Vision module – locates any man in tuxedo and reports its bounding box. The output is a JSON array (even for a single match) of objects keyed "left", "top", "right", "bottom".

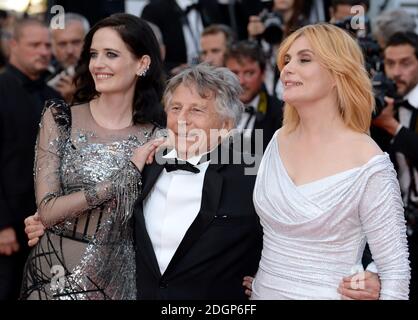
[
  {"left": 133, "top": 64, "right": 263, "bottom": 299},
  {"left": 141, "top": 0, "right": 223, "bottom": 75},
  {"left": 0, "top": 18, "right": 60, "bottom": 300},
  {"left": 225, "top": 40, "right": 283, "bottom": 154},
  {"left": 372, "top": 31, "right": 418, "bottom": 300}
]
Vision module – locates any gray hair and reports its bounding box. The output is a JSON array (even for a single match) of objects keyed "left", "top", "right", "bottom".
[
  {"left": 373, "top": 9, "right": 416, "bottom": 46},
  {"left": 163, "top": 63, "right": 243, "bottom": 127},
  {"left": 53, "top": 12, "right": 90, "bottom": 34}
]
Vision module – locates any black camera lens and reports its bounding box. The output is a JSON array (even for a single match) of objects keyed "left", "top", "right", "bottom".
[
  {"left": 260, "top": 11, "right": 284, "bottom": 45},
  {"left": 372, "top": 71, "right": 398, "bottom": 118}
]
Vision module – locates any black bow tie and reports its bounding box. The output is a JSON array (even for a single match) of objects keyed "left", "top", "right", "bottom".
[
  {"left": 164, "top": 158, "right": 200, "bottom": 174},
  {"left": 184, "top": 2, "right": 199, "bottom": 14},
  {"left": 244, "top": 106, "right": 255, "bottom": 115},
  {"left": 397, "top": 99, "right": 416, "bottom": 111}
]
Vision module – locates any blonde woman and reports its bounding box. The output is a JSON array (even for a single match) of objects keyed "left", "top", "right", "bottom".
[{"left": 250, "top": 23, "right": 410, "bottom": 300}]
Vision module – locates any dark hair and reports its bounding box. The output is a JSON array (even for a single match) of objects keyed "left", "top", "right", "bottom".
[
  {"left": 277, "top": 0, "right": 306, "bottom": 36},
  {"left": 73, "top": 13, "right": 166, "bottom": 126},
  {"left": 224, "top": 40, "right": 266, "bottom": 72},
  {"left": 331, "top": 0, "right": 368, "bottom": 10},
  {"left": 386, "top": 31, "right": 418, "bottom": 60},
  {"left": 0, "top": 9, "right": 8, "bottom": 20}
]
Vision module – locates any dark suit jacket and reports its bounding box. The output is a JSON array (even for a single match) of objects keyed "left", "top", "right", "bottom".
[
  {"left": 134, "top": 143, "right": 263, "bottom": 299},
  {"left": 371, "top": 106, "right": 418, "bottom": 171},
  {"left": 253, "top": 92, "right": 283, "bottom": 152},
  {"left": 141, "top": 0, "right": 222, "bottom": 72},
  {"left": 0, "top": 65, "right": 61, "bottom": 241}
]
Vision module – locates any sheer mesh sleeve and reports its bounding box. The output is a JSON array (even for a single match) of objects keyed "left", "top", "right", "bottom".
[
  {"left": 35, "top": 102, "right": 141, "bottom": 228},
  {"left": 359, "top": 164, "right": 411, "bottom": 300}
]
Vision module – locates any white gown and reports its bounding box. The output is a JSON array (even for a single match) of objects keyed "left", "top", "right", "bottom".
[{"left": 251, "top": 131, "right": 410, "bottom": 300}]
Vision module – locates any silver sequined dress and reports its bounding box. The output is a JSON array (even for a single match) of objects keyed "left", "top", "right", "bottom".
[
  {"left": 251, "top": 131, "right": 411, "bottom": 300},
  {"left": 21, "top": 100, "right": 155, "bottom": 300}
]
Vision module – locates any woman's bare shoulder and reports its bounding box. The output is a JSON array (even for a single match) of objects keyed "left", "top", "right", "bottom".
[{"left": 345, "top": 132, "right": 384, "bottom": 164}]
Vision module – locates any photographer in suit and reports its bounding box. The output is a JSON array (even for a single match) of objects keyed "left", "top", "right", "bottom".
[{"left": 372, "top": 31, "right": 418, "bottom": 299}]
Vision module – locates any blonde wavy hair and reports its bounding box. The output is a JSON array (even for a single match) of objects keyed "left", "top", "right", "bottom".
[{"left": 277, "top": 23, "right": 374, "bottom": 133}]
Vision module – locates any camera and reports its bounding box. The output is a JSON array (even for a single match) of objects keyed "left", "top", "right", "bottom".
[
  {"left": 358, "top": 36, "right": 381, "bottom": 73},
  {"left": 259, "top": 9, "right": 284, "bottom": 45},
  {"left": 333, "top": 15, "right": 371, "bottom": 38},
  {"left": 332, "top": 16, "right": 401, "bottom": 118},
  {"left": 47, "top": 65, "right": 76, "bottom": 90},
  {"left": 371, "top": 70, "right": 399, "bottom": 118}
]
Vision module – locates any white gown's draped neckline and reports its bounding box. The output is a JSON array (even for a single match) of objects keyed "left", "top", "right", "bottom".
[
  {"left": 276, "top": 139, "right": 385, "bottom": 188},
  {"left": 260, "top": 130, "right": 389, "bottom": 224}
]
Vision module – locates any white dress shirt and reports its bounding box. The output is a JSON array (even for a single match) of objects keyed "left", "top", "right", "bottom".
[
  {"left": 143, "top": 149, "right": 210, "bottom": 274},
  {"left": 237, "top": 94, "right": 259, "bottom": 136}
]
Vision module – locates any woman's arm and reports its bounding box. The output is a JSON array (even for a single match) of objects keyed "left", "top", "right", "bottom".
[
  {"left": 35, "top": 106, "right": 162, "bottom": 228},
  {"left": 359, "top": 164, "right": 411, "bottom": 299}
]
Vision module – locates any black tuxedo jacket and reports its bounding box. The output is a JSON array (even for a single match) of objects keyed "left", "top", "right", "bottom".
[
  {"left": 141, "top": 0, "right": 222, "bottom": 72},
  {"left": 133, "top": 144, "right": 263, "bottom": 299},
  {"left": 371, "top": 106, "right": 418, "bottom": 170},
  {"left": 253, "top": 92, "right": 283, "bottom": 152}
]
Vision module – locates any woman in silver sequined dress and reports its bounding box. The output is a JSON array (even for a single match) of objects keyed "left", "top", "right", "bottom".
[
  {"left": 250, "top": 24, "right": 411, "bottom": 300},
  {"left": 20, "top": 14, "right": 166, "bottom": 300}
]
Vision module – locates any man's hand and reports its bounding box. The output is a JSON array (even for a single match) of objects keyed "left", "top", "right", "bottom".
[
  {"left": 242, "top": 276, "right": 254, "bottom": 298},
  {"left": 0, "top": 227, "right": 20, "bottom": 256},
  {"left": 372, "top": 97, "right": 400, "bottom": 136},
  {"left": 24, "top": 212, "right": 45, "bottom": 247},
  {"left": 55, "top": 75, "right": 76, "bottom": 103},
  {"left": 338, "top": 271, "right": 381, "bottom": 300}
]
